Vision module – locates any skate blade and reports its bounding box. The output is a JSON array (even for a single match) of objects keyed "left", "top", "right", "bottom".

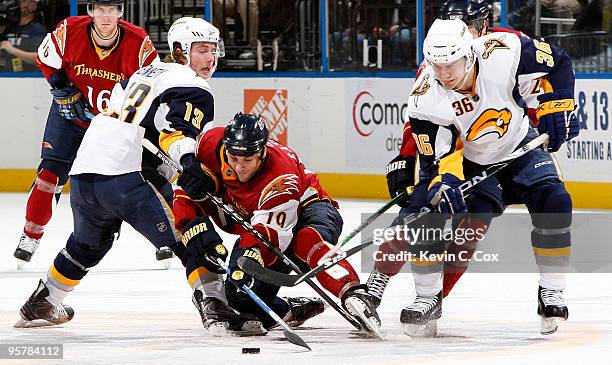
[
  {"left": 14, "top": 318, "right": 60, "bottom": 328},
  {"left": 345, "top": 297, "right": 384, "bottom": 340},
  {"left": 404, "top": 320, "right": 438, "bottom": 338},
  {"left": 540, "top": 316, "right": 566, "bottom": 335},
  {"left": 16, "top": 259, "right": 26, "bottom": 270}
]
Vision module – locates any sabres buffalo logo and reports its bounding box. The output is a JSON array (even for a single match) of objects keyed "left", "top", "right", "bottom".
[{"left": 466, "top": 108, "right": 512, "bottom": 142}]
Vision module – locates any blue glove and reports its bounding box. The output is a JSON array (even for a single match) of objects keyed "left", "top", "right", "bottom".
[
  {"left": 229, "top": 247, "right": 264, "bottom": 289},
  {"left": 50, "top": 85, "right": 94, "bottom": 122},
  {"left": 182, "top": 216, "right": 228, "bottom": 274},
  {"left": 536, "top": 89, "right": 579, "bottom": 152},
  {"left": 177, "top": 153, "right": 218, "bottom": 200},
  {"left": 427, "top": 173, "right": 467, "bottom": 215}
]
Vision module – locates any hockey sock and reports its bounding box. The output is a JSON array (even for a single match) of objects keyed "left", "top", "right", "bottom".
[
  {"left": 442, "top": 216, "right": 486, "bottom": 297},
  {"left": 23, "top": 169, "right": 60, "bottom": 239},
  {"left": 188, "top": 267, "right": 226, "bottom": 302},
  {"left": 293, "top": 227, "right": 360, "bottom": 298},
  {"left": 374, "top": 238, "right": 411, "bottom": 276},
  {"left": 44, "top": 279, "right": 72, "bottom": 306}
]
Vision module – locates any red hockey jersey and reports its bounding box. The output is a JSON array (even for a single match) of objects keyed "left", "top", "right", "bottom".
[
  {"left": 185, "top": 127, "right": 337, "bottom": 265},
  {"left": 36, "top": 16, "right": 158, "bottom": 115}
]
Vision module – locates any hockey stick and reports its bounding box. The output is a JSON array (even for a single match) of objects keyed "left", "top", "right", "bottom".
[
  {"left": 216, "top": 259, "right": 311, "bottom": 350},
  {"left": 318, "top": 188, "right": 411, "bottom": 263},
  {"left": 141, "top": 139, "right": 364, "bottom": 331},
  {"left": 241, "top": 133, "right": 550, "bottom": 287}
]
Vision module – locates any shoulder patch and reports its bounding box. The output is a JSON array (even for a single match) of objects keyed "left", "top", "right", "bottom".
[
  {"left": 259, "top": 174, "right": 299, "bottom": 209},
  {"left": 411, "top": 74, "right": 431, "bottom": 96},
  {"left": 52, "top": 19, "right": 68, "bottom": 56},
  {"left": 138, "top": 36, "right": 156, "bottom": 68},
  {"left": 482, "top": 37, "right": 509, "bottom": 60}
]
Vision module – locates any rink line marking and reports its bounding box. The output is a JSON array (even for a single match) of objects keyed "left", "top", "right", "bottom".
[{"left": 365, "top": 323, "right": 603, "bottom": 365}]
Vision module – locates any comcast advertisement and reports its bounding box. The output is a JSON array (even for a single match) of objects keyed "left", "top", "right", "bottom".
[{"left": 346, "top": 79, "right": 414, "bottom": 169}]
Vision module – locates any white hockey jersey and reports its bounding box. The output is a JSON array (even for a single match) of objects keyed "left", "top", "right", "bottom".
[
  {"left": 70, "top": 62, "right": 215, "bottom": 176},
  {"left": 407, "top": 31, "right": 574, "bottom": 173}
]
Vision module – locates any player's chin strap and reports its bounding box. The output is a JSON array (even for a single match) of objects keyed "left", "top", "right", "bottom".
[
  {"left": 240, "top": 133, "right": 551, "bottom": 288},
  {"left": 141, "top": 139, "right": 365, "bottom": 332}
]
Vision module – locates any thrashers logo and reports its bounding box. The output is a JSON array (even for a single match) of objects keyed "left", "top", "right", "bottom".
[
  {"left": 466, "top": 108, "right": 512, "bottom": 141},
  {"left": 258, "top": 174, "right": 299, "bottom": 209}
]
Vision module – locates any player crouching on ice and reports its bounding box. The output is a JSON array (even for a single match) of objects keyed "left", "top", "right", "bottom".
[
  {"left": 14, "top": 17, "right": 263, "bottom": 336},
  {"left": 173, "top": 112, "right": 382, "bottom": 334},
  {"left": 399, "top": 19, "right": 579, "bottom": 337}
]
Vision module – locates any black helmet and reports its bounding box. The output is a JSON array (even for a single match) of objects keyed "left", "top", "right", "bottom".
[
  {"left": 439, "top": 0, "right": 491, "bottom": 25},
  {"left": 223, "top": 113, "right": 269, "bottom": 157}
]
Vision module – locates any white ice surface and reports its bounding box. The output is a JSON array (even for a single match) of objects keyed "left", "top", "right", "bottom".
[{"left": 1, "top": 193, "right": 610, "bottom": 364}]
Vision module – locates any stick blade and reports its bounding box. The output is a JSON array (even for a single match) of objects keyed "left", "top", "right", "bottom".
[
  {"left": 283, "top": 329, "right": 311, "bottom": 351},
  {"left": 238, "top": 257, "right": 301, "bottom": 287}
]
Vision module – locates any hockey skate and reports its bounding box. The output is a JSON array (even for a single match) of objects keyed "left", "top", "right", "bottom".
[
  {"left": 400, "top": 291, "right": 442, "bottom": 337},
  {"left": 366, "top": 270, "right": 391, "bottom": 309},
  {"left": 538, "top": 286, "right": 568, "bottom": 335},
  {"left": 285, "top": 297, "right": 326, "bottom": 327},
  {"left": 14, "top": 233, "right": 41, "bottom": 269},
  {"left": 192, "top": 289, "right": 266, "bottom": 337},
  {"left": 342, "top": 285, "right": 383, "bottom": 339},
  {"left": 155, "top": 247, "right": 174, "bottom": 269},
  {"left": 14, "top": 280, "right": 74, "bottom": 328}
]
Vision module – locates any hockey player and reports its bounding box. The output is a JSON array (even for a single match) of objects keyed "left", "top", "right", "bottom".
[
  {"left": 14, "top": 0, "right": 164, "bottom": 268},
  {"left": 173, "top": 113, "right": 382, "bottom": 334},
  {"left": 14, "top": 17, "right": 261, "bottom": 336},
  {"left": 367, "top": 0, "right": 546, "bottom": 305},
  {"left": 397, "top": 19, "right": 578, "bottom": 337}
]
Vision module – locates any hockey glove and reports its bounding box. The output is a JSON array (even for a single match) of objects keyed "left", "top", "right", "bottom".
[
  {"left": 177, "top": 153, "right": 218, "bottom": 200},
  {"left": 427, "top": 173, "right": 467, "bottom": 215},
  {"left": 536, "top": 89, "right": 579, "bottom": 152},
  {"left": 229, "top": 247, "right": 264, "bottom": 289},
  {"left": 50, "top": 85, "right": 94, "bottom": 122},
  {"left": 386, "top": 154, "right": 416, "bottom": 208},
  {"left": 182, "top": 216, "right": 228, "bottom": 274}
]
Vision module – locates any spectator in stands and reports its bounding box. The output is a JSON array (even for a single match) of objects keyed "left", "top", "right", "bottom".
[
  {"left": 509, "top": 0, "right": 582, "bottom": 37},
  {"left": 573, "top": 0, "right": 604, "bottom": 31},
  {"left": 0, "top": 0, "right": 46, "bottom": 72},
  {"left": 213, "top": 0, "right": 272, "bottom": 59}
]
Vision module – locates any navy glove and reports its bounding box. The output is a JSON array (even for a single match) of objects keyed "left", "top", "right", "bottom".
[
  {"left": 536, "top": 89, "right": 579, "bottom": 152},
  {"left": 386, "top": 155, "right": 416, "bottom": 208},
  {"left": 229, "top": 247, "right": 264, "bottom": 289},
  {"left": 427, "top": 173, "right": 467, "bottom": 215},
  {"left": 177, "top": 153, "right": 218, "bottom": 200},
  {"left": 50, "top": 85, "right": 94, "bottom": 122},
  {"left": 182, "top": 216, "right": 228, "bottom": 274}
]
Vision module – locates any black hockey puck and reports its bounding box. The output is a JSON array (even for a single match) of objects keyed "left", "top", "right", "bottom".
[{"left": 242, "top": 347, "right": 260, "bottom": 354}]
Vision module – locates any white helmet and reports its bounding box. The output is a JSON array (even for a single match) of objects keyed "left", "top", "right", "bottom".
[
  {"left": 423, "top": 19, "right": 474, "bottom": 65},
  {"left": 167, "top": 17, "right": 225, "bottom": 72}
]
